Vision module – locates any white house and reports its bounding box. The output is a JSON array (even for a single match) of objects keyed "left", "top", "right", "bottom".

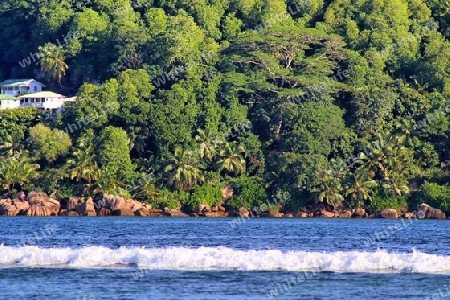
[
  {"left": 0, "top": 94, "right": 20, "bottom": 110},
  {"left": 0, "top": 79, "right": 45, "bottom": 96},
  {"left": 19, "top": 91, "right": 69, "bottom": 114}
]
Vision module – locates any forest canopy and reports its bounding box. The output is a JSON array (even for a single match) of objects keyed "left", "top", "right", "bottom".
[{"left": 2, "top": 0, "right": 450, "bottom": 214}]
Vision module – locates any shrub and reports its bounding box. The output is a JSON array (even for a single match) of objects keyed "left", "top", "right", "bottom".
[
  {"left": 152, "top": 189, "right": 189, "bottom": 209},
  {"left": 367, "top": 193, "right": 408, "bottom": 213},
  {"left": 415, "top": 182, "right": 450, "bottom": 214},
  {"left": 186, "top": 183, "right": 223, "bottom": 211},
  {"left": 226, "top": 176, "right": 267, "bottom": 211}
]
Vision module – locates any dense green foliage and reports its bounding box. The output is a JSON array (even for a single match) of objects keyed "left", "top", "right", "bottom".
[{"left": 2, "top": 0, "right": 450, "bottom": 212}]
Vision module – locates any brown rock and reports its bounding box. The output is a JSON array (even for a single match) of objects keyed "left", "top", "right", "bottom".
[
  {"left": 86, "top": 211, "right": 97, "bottom": 217},
  {"left": 204, "top": 211, "right": 229, "bottom": 217},
  {"left": 352, "top": 208, "right": 366, "bottom": 218},
  {"left": 134, "top": 208, "right": 150, "bottom": 217},
  {"left": 13, "top": 199, "right": 29, "bottom": 215},
  {"left": 380, "top": 209, "right": 399, "bottom": 219},
  {"left": 402, "top": 212, "right": 414, "bottom": 219},
  {"left": 27, "top": 192, "right": 50, "bottom": 205},
  {"left": 148, "top": 212, "right": 165, "bottom": 217},
  {"left": 190, "top": 213, "right": 200, "bottom": 217},
  {"left": 96, "top": 207, "right": 112, "bottom": 216},
  {"left": 221, "top": 185, "right": 234, "bottom": 201},
  {"left": 107, "top": 195, "right": 127, "bottom": 211},
  {"left": 216, "top": 211, "right": 229, "bottom": 217},
  {"left": 418, "top": 203, "right": 446, "bottom": 220},
  {"left": 113, "top": 208, "right": 135, "bottom": 216},
  {"left": 12, "top": 191, "right": 26, "bottom": 201},
  {"left": 67, "top": 196, "right": 80, "bottom": 210},
  {"left": 319, "top": 210, "right": 335, "bottom": 218},
  {"left": 75, "top": 198, "right": 95, "bottom": 216},
  {"left": 218, "top": 206, "right": 226, "bottom": 212},
  {"left": 338, "top": 210, "right": 352, "bottom": 218},
  {"left": 126, "top": 199, "right": 144, "bottom": 212},
  {"left": 0, "top": 199, "right": 16, "bottom": 216},
  {"left": 293, "top": 212, "right": 308, "bottom": 218},
  {"left": 269, "top": 210, "right": 284, "bottom": 218},
  {"left": 203, "top": 205, "right": 212, "bottom": 213},
  {"left": 238, "top": 207, "right": 250, "bottom": 218},
  {"left": 283, "top": 213, "right": 294, "bottom": 218},
  {"left": 45, "top": 198, "right": 61, "bottom": 216},
  {"left": 149, "top": 209, "right": 163, "bottom": 214},
  {"left": 170, "top": 212, "right": 190, "bottom": 217},
  {"left": 60, "top": 210, "right": 79, "bottom": 216},
  {"left": 27, "top": 205, "right": 50, "bottom": 216}
]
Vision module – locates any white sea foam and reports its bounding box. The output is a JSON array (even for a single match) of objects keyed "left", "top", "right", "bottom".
[{"left": 0, "top": 245, "right": 449, "bottom": 274}]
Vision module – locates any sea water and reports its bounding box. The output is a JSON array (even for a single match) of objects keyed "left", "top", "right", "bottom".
[{"left": 0, "top": 217, "right": 448, "bottom": 299}]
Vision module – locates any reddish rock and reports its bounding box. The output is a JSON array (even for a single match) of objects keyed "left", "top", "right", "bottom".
[
  {"left": 45, "top": 198, "right": 61, "bottom": 216},
  {"left": 60, "top": 210, "right": 79, "bottom": 216},
  {"left": 134, "top": 208, "right": 149, "bottom": 217},
  {"left": 221, "top": 185, "right": 234, "bottom": 201},
  {"left": 319, "top": 210, "right": 335, "bottom": 218},
  {"left": 27, "top": 205, "right": 50, "bottom": 216},
  {"left": 126, "top": 199, "right": 144, "bottom": 212},
  {"left": 283, "top": 213, "right": 294, "bottom": 218},
  {"left": 338, "top": 210, "right": 352, "bottom": 218},
  {"left": 380, "top": 209, "right": 399, "bottom": 219},
  {"left": 218, "top": 206, "right": 226, "bottom": 212},
  {"left": 352, "top": 208, "right": 366, "bottom": 218},
  {"left": 96, "top": 207, "right": 112, "bottom": 216},
  {"left": 27, "top": 192, "right": 50, "bottom": 205},
  {"left": 269, "top": 210, "right": 284, "bottom": 218},
  {"left": 13, "top": 199, "right": 29, "bottom": 215},
  {"left": 402, "top": 212, "right": 414, "bottom": 218},
  {"left": 293, "top": 212, "right": 308, "bottom": 218},
  {"left": 76, "top": 198, "right": 95, "bottom": 216},
  {"left": 170, "top": 212, "right": 190, "bottom": 217},
  {"left": 67, "top": 196, "right": 80, "bottom": 210},
  {"left": 113, "top": 208, "right": 135, "bottom": 216},
  {"left": 204, "top": 211, "right": 229, "bottom": 217},
  {"left": 0, "top": 199, "right": 16, "bottom": 216},
  {"left": 238, "top": 207, "right": 250, "bottom": 218}
]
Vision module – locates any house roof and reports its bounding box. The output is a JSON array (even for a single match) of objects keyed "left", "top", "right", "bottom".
[
  {"left": 0, "top": 79, "right": 45, "bottom": 87},
  {"left": 0, "top": 94, "right": 17, "bottom": 100},
  {"left": 19, "top": 91, "right": 65, "bottom": 99}
]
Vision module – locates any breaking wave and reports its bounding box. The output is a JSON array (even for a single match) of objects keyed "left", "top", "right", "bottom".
[{"left": 0, "top": 245, "right": 449, "bottom": 274}]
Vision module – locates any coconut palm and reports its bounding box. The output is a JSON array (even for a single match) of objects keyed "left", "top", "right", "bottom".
[
  {"left": 38, "top": 43, "right": 68, "bottom": 87},
  {"left": 0, "top": 152, "right": 40, "bottom": 193},
  {"left": 164, "top": 146, "right": 204, "bottom": 191},
  {"left": 66, "top": 134, "right": 100, "bottom": 184},
  {"left": 344, "top": 168, "right": 378, "bottom": 208},
  {"left": 195, "top": 128, "right": 219, "bottom": 162},
  {"left": 317, "top": 170, "right": 344, "bottom": 208},
  {"left": 382, "top": 174, "right": 410, "bottom": 197},
  {"left": 216, "top": 142, "right": 246, "bottom": 176},
  {"left": 0, "top": 133, "right": 25, "bottom": 157}
]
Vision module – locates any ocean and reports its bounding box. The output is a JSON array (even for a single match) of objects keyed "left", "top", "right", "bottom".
[{"left": 0, "top": 217, "right": 449, "bottom": 299}]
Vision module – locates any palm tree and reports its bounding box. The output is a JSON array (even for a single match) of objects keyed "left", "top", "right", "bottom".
[
  {"left": 0, "top": 153, "right": 40, "bottom": 193},
  {"left": 382, "top": 174, "right": 410, "bottom": 197},
  {"left": 127, "top": 172, "right": 160, "bottom": 201},
  {"left": 195, "top": 129, "right": 219, "bottom": 162},
  {"left": 0, "top": 133, "right": 24, "bottom": 157},
  {"left": 344, "top": 168, "right": 378, "bottom": 208},
  {"left": 164, "top": 146, "right": 204, "bottom": 191},
  {"left": 216, "top": 142, "right": 246, "bottom": 176},
  {"left": 317, "top": 170, "right": 344, "bottom": 208},
  {"left": 66, "top": 135, "right": 100, "bottom": 184},
  {"left": 38, "top": 43, "right": 68, "bottom": 87}
]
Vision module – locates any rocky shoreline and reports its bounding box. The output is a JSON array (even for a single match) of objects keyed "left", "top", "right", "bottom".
[{"left": 0, "top": 191, "right": 447, "bottom": 220}]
